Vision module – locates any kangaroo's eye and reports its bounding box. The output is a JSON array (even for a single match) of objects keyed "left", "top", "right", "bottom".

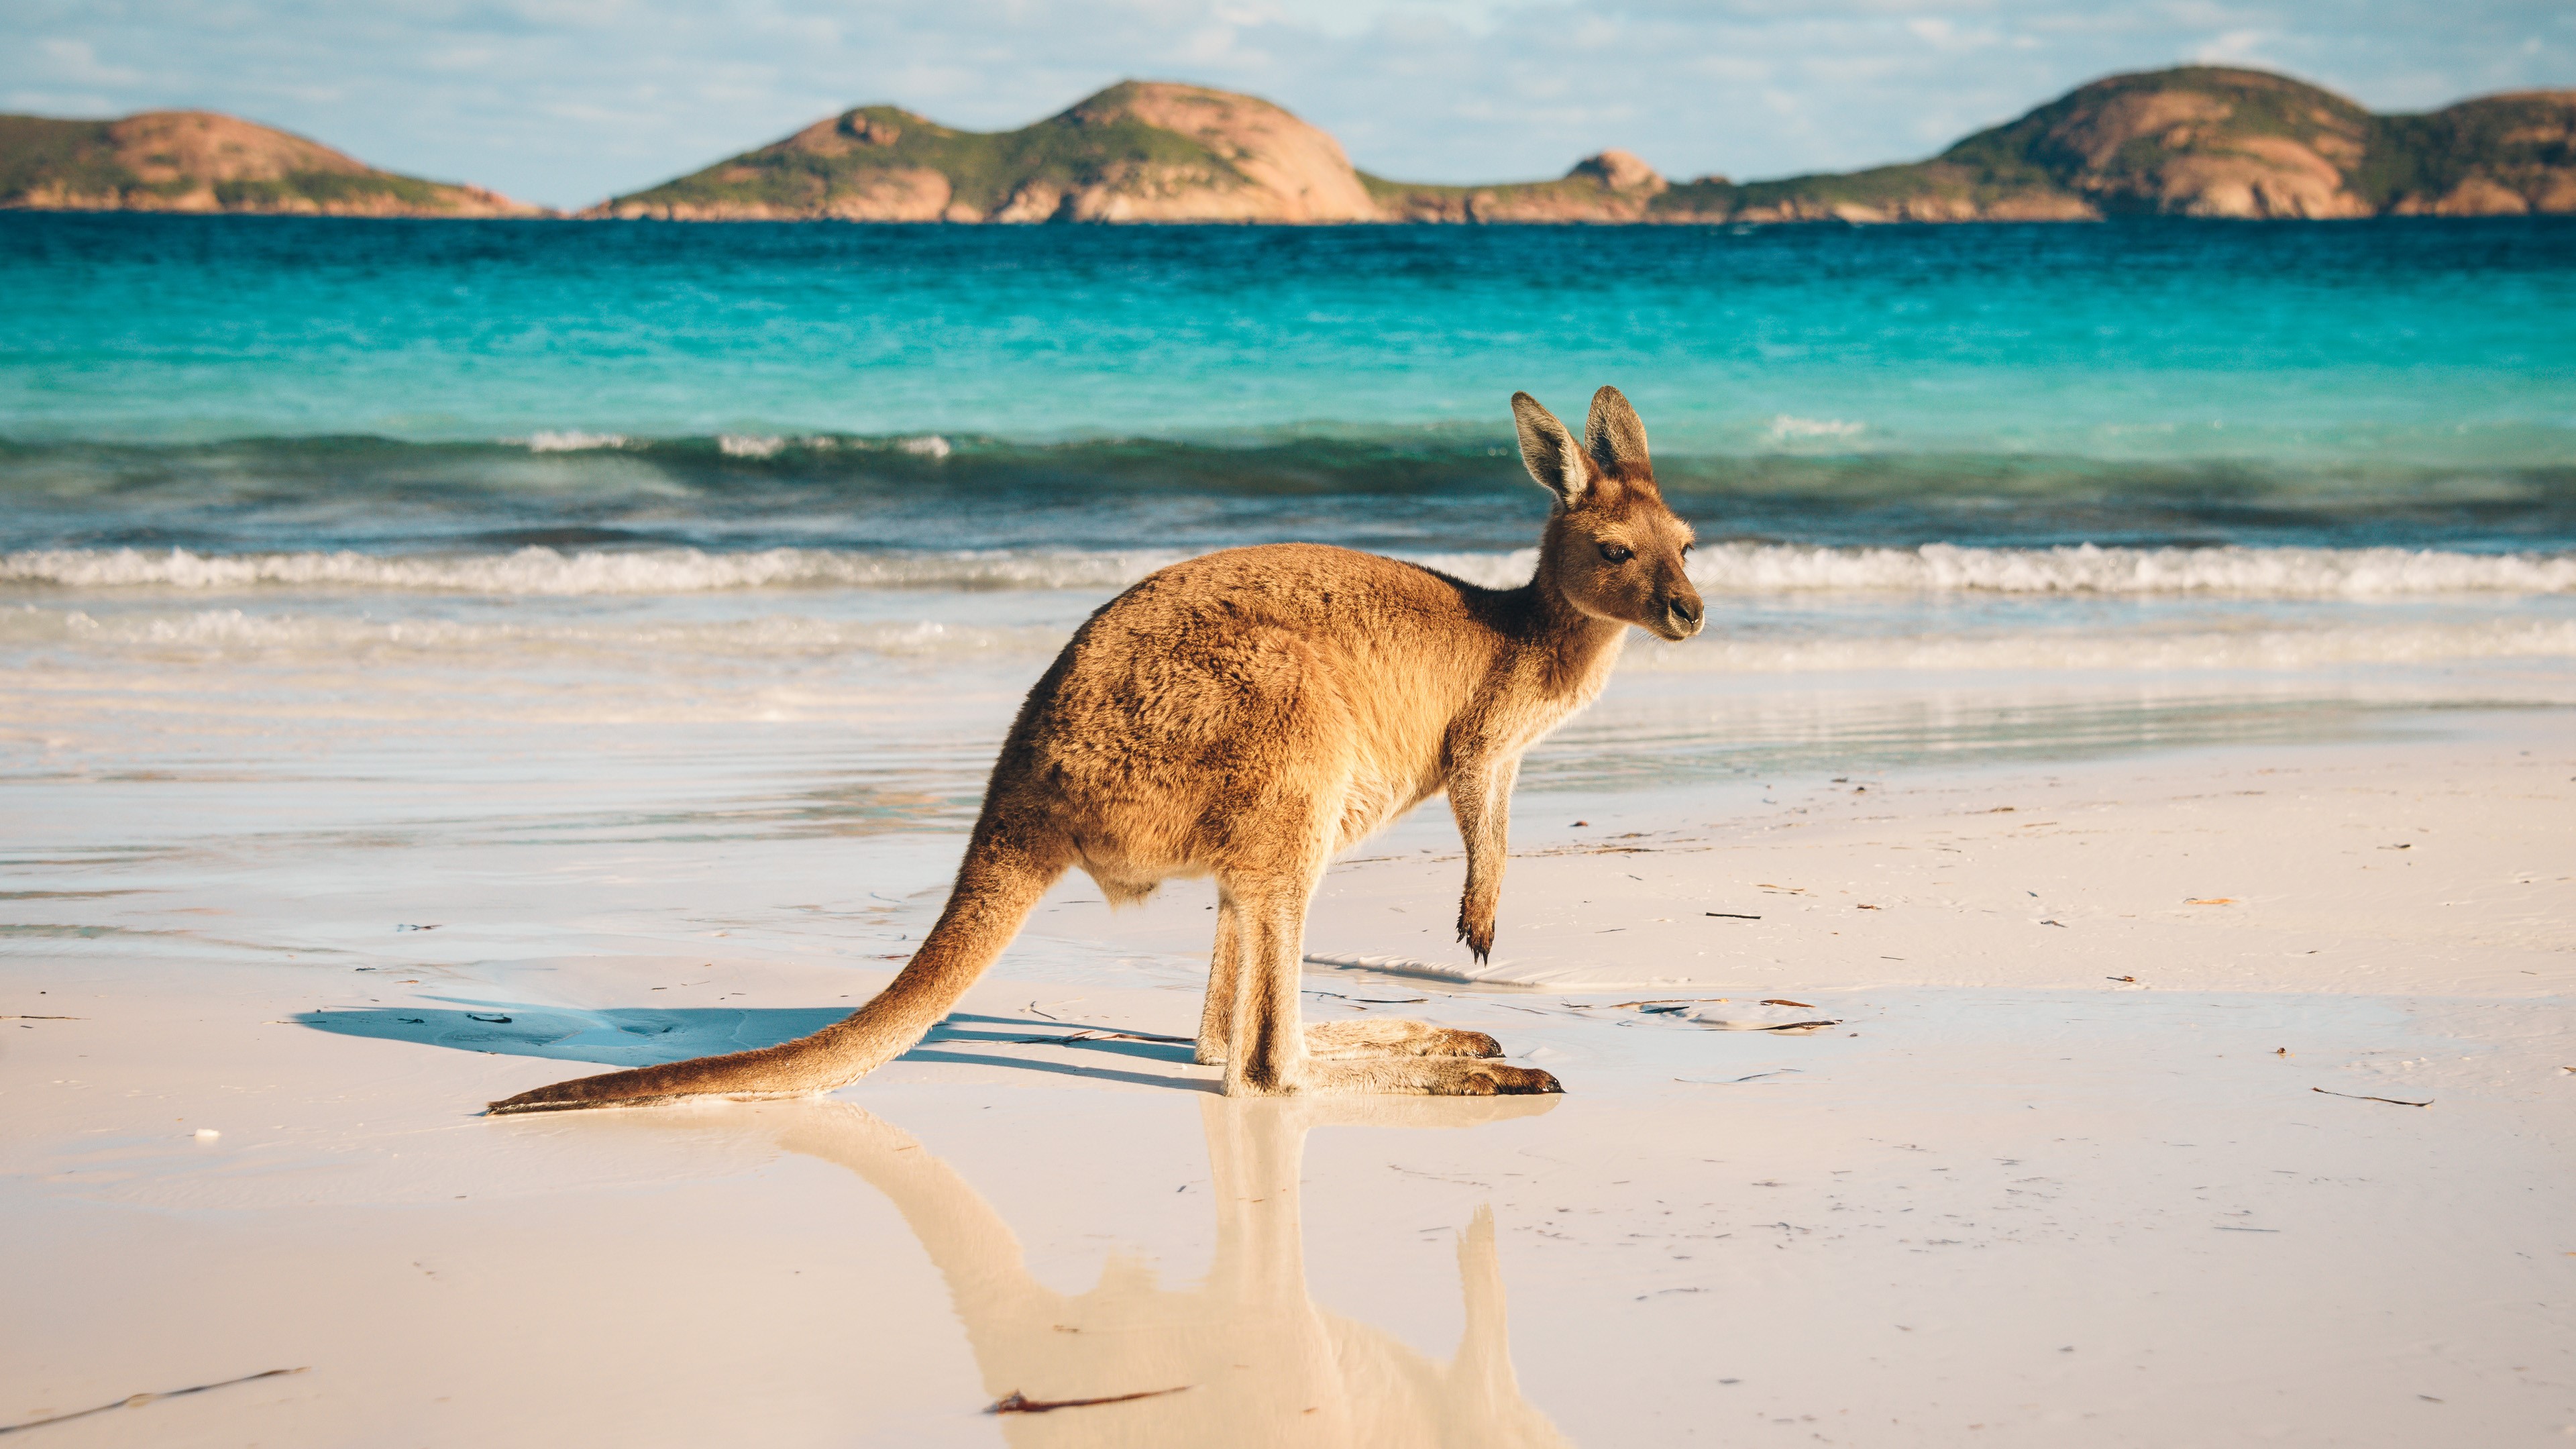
[{"left": 1599, "top": 543, "right": 1634, "bottom": 564}]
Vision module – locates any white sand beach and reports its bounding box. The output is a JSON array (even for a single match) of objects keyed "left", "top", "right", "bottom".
[{"left": 5, "top": 686, "right": 2569, "bottom": 1445}]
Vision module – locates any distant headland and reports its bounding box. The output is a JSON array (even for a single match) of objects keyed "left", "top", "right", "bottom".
[
  {"left": 0, "top": 111, "right": 539, "bottom": 217},
  {"left": 7, "top": 66, "right": 2572, "bottom": 223}
]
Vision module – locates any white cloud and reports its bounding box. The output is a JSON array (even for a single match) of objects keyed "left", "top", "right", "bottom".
[
  {"left": 36, "top": 37, "right": 143, "bottom": 85},
  {"left": 2193, "top": 27, "right": 2275, "bottom": 64}
]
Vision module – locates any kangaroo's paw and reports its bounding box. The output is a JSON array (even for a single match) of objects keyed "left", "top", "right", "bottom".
[
  {"left": 1301, "top": 1057, "right": 1562, "bottom": 1096},
  {"left": 1305, "top": 1018, "right": 1503, "bottom": 1061}
]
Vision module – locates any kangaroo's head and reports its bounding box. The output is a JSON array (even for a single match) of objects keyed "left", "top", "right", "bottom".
[{"left": 1512, "top": 387, "right": 1703, "bottom": 641}]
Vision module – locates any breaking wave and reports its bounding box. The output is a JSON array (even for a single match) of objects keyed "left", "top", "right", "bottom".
[
  {"left": 11, "top": 602, "right": 2567, "bottom": 674},
  {"left": 6, "top": 541, "right": 2570, "bottom": 598}
]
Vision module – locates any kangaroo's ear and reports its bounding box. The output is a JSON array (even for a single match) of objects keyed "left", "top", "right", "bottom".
[
  {"left": 1585, "top": 385, "right": 1650, "bottom": 476},
  {"left": 1511, "top": 392, "right": 1591, "bottom": 507}
]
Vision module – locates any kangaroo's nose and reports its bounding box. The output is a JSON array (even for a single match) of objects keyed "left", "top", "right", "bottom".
[{"left": 1666, "top": 590, "right": 1704, "bottom": 635}]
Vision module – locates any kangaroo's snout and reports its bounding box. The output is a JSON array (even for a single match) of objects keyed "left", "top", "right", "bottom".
[{"left": 1662, "top": 588, "right": 1704, "bottom": 639}]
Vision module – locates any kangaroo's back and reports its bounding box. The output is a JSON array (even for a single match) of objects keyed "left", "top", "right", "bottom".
[{"left": 982, "top": 543, "right": 1512, "bottom": 888}]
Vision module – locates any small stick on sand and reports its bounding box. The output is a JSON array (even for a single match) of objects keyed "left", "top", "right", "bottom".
[
  {"left": 1011, "top": 1028, "right": 1197, "bottom": 1047},
  {"left": 989, "top": 1386, "right": 1189, "bottom": 1415},
  {"left": 0, "top": 1367, "right": 307, "bottom": 1436},
  {"left": 2311, "top": 1087, "right": 2432, "bottom": 1108},
  {"left": 1705, "top": 912, "right": 1761, "bottom": 920},
  {"left": 1607, "top": 998, "right": 1727, "bottom": 1009}
]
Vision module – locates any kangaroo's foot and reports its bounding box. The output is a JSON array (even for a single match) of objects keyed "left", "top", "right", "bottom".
[
  {"left": 1197, "top": 1018, "right": 1502, "bottom": 1067},
  {"left": 1307, "top": 1018, "right": 1502, "bottom": 1061},
  {"left": 1228, "top": 1056, "right": 1561, "bottom": 1097}
]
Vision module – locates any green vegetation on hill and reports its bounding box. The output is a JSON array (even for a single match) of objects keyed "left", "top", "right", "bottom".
[
  {"left": 0, "top": 117, "right": 155, "bottom": 205},
  {"left": 208, "top": 171, "right": 450, "bottom": 211},
  {"left": 608, "top": 84, "right": 1257, "bottom": 219}
]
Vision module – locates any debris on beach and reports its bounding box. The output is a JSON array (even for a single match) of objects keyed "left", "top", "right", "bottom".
[
  {"left": 0, "top": 1367, "right": 307, "bottom": 1434},
  {"left": 2311, "top": 1087, "right": 2431, "bottom": 1108},
  {"left": 1687, "top": 1002, "right": 1843, "bottom": 1032},
  {"left": 988, "top": 1386, "right": 1189, "bottom": 1415},
  {"left": 1010, "top": 1028, "right": 1195, "bottom": 1048},
  {"left": 1305, "top": 989, "right": 1430, "bottom": 1005}
]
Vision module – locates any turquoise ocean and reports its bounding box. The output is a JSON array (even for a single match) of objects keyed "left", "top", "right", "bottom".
[{"left": 5, "top": 213, "right": 2574, "bottom": 836}]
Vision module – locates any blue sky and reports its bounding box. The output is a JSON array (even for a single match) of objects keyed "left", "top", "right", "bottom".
[{"left": 5, "top": 1, "right": 2571, "bottom": 209}]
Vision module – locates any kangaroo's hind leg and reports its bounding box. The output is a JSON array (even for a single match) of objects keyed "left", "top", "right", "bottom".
[
  {"left": 1196, "top": 886, "right": 1499, "bottom": 1068},
  {"left": 1220, "top": 863, "right": 1558, "bottom": 1098},
  {"left": 1195, "top": 890, "right": 1241, "bottom": 1067}
]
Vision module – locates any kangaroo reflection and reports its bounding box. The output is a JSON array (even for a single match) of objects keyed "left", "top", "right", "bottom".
[{"left": 767, "top": 1094, "right": 1575, "bottom": 1448}]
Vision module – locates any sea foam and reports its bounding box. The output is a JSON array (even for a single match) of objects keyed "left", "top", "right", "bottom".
[{"left": 3, "top": 542, "right": 2569, "bottom": 598}]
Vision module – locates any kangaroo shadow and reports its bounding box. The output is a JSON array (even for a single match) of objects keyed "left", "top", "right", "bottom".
[
  {"left": 301, "top": 1003, "right": 1208, "bottom": 1091},
  {"left": 743, "top": 1094, "right": 1579, "bottom": 1448}
]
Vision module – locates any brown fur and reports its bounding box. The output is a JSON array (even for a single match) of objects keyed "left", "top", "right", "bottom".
[{"left": 488, "top": 386, "right": 1700, "bottom": 1114}]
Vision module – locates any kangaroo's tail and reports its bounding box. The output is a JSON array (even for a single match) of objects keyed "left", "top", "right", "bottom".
[{"left": 487, "top": 829, "right": 1061, "bottom": 1116}]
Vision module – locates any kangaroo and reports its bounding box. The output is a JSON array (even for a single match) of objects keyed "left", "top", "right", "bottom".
[
  {"left": 489, "top": 386, "right": 1701, "bottom": 1114},
  {"left": 749, "top": 1094, "right": 1574, "bottom": 1448}
]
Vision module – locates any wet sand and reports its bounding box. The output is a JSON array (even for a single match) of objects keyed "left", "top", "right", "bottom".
[{"left": 3, "top": 720, "right": 2572, "bottom": 1445}]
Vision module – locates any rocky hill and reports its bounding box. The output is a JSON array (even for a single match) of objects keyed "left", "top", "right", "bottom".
[
  {"left": 0, "top": 110, "right": 541, "bottom": 217},
  {"left": 596, "top": 81, "right": 1375, "bottom": 222},
  {"left": 1652, "top": 67, "right": 2576, "bottom": 223}
]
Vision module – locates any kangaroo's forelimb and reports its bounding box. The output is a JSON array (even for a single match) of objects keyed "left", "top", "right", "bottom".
[
  {"left": 487, "top": 830, "right": 1061, "bottom": 1115},
  {"left": 1448, "top": 751, "right": 1517, "bottom": 963}
]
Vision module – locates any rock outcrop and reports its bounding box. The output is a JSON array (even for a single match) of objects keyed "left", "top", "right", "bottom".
[
  {"left": 595, "top": 81, "right": 1375, "bottom": 223},
  {"left": 0, "top": 111, "right": 541, "bottom": 216},
  {"left": 1366, "top": 150, "right": 1669, "bottom": 222}
]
